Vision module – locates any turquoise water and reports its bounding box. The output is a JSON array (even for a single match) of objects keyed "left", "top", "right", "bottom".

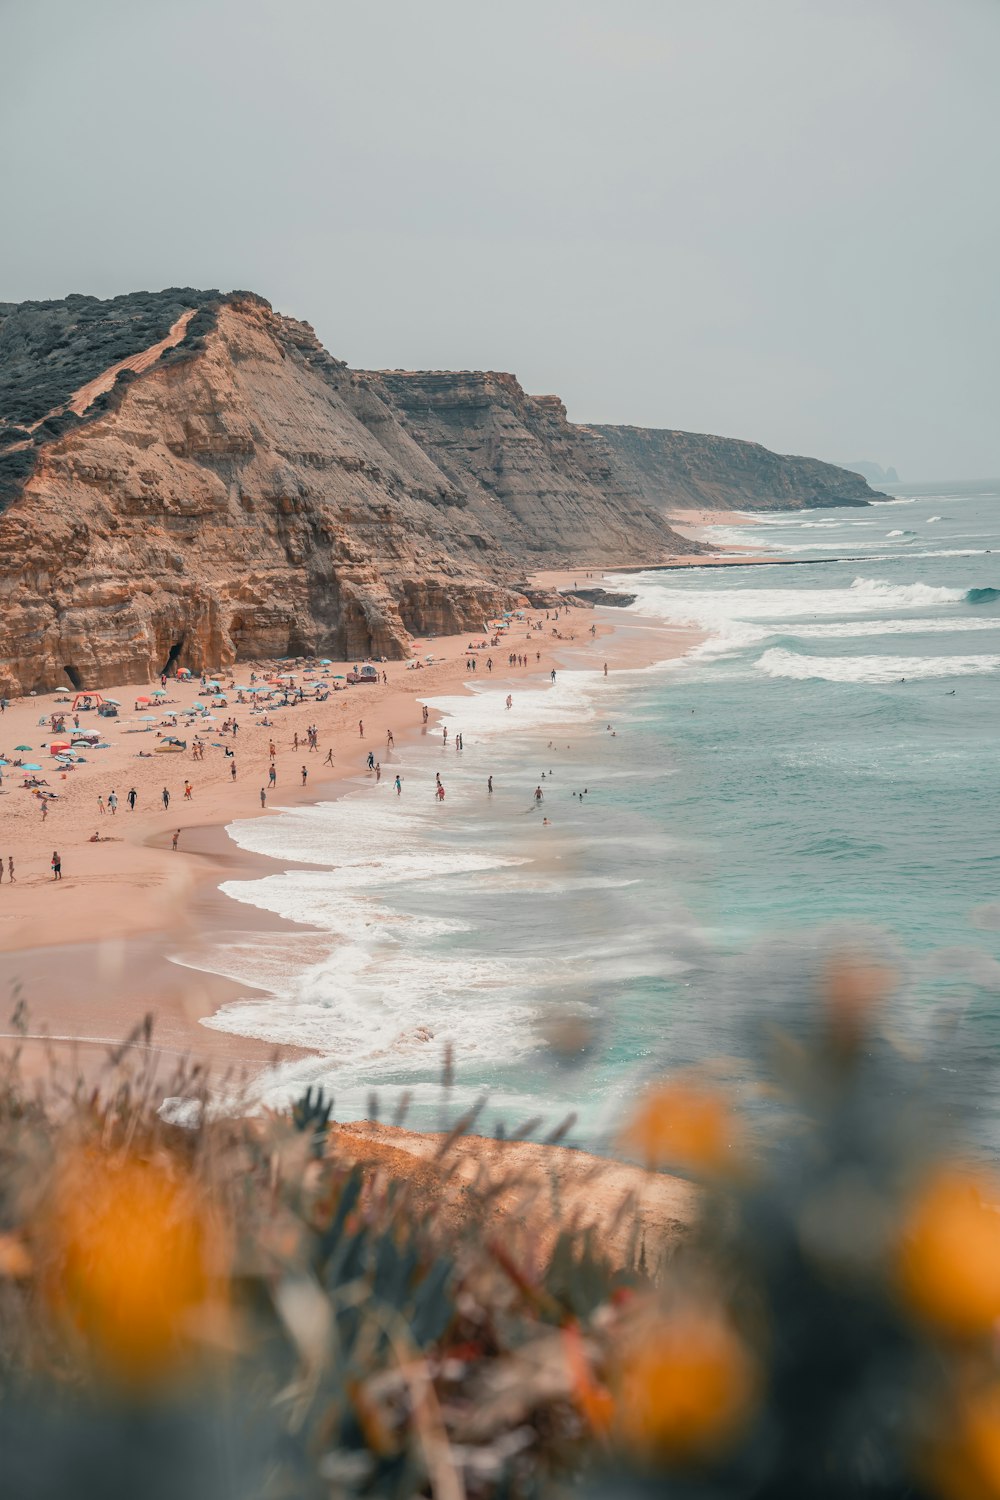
[{"left": 191, "top": 484, "right": 1000, "bottom": 1148}]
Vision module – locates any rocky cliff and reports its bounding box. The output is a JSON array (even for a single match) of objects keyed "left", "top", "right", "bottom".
[
  {"left": 591, "top": 425, "right": 880, "bottom": 511},
  {"left": 0, "top": 288, "right": 881, "bottom": 695}
]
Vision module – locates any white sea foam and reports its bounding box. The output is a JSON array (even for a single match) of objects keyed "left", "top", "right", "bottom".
[
  {"left": 612, "top": 574, "right": 969, "bottom": 655},
  {"left": 755, "top": 649, "right": 1000, "bottom": 684},
  {"left": 786, "top": 616, "right": 999, "bottom": 640}
]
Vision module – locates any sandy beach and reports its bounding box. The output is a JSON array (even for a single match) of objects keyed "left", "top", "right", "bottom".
[{"left": 0, "top": 587, "right": 703, "bottom": 1076}]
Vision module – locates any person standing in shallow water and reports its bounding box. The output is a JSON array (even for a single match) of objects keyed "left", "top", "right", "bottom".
[{"left": 487, "top": 776, "right": 493, "bottom": 794}]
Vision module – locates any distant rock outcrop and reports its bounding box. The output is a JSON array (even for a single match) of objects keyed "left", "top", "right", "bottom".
[
  {"left": 841, "top": 460, "right": 899, "bottom": 485},
  {"left": 591, "top": 425, "right": 881, "bottom": 511},
  {"left": 0, "top": 288, "right": 883, "bottom": 694}
]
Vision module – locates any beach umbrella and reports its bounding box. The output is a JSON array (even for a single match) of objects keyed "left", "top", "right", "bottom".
[
  {"left": 152, "top": 689, "right": 166, "bottom": 697},
  {"left": 332, "top": 674, "right": 345, "bottom": 679},
  {"left": 138, "top": 715, "right": 157, "bottom": 721},
  {"left": 21, "top": 763, "right": 41, "bottom": 771},
  {"left": 15, "top": 744, "right": 32, "bottom": 752},
  {"left": 319, "top": 658, "right": 332, "bottom": 665}
]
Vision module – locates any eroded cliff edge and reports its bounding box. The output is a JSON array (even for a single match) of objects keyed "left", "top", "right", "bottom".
[{"left": 0, "top": 289, "right": 880, "bottom": 693}]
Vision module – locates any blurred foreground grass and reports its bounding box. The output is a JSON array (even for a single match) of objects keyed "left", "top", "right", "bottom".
[{"left": 2, "top": 951, "right": 1000, "bottom": 1499}]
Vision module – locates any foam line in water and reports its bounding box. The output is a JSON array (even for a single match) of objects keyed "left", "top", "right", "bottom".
[{"left": 755, "top": 649, "right": 1000, "bottom": 684}]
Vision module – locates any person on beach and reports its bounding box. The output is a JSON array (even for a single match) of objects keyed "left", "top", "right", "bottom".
[
  {"left": 386, "top": 729, "right": 394, "bottom": 748},
  {"left": 366, "top": 750, "right": 375, "bottom": 770},
  {"left": 108, "top": 791, "right": 118, "bottom": 815},
  {"left": 230, "top": 760, "right": 237, "bottom": 781},
  {"left": 260, "top": 788, "right": 267, "bottom": 807},
  {"left": 550, "top": 669, "right": 557, "bottom": 682},
  {"left": 183, "top": 781, "right": 193, "bottom": 800},
  {"left": 486, "top": 657, "right": 493, "bottom": 671},
  {"left": 98, "top": 795, "right": 105, "bottom": 815},
  {"left": 375, "top": 762, "right": 381, "bottom": 782},
  {"left": 269, "top": 764, "right": 276, "bottom": 787},
  {"left": 436, "top": 783, "right": 445, "bottom": 801},
  {"left": 172, "top": 829, "right": 180, "bottom": 850},
  {"left": 488, "top": 776, "right": 493, "bottom": 794},
  {"left": 7, "top": 857, "right": 13, "bottom": 883},
  {"left": 51, "top": 850, "right": 61, "bottom": 880},
  {"left": 506, "top": 695, "right": 512, "bottom": 710},
  {"left": 127, "top": 787, "right": 137, "bottom": 811},
  {"left": 534, "top": 786, "right": 543, "bottom": 804},
  {"left": 162, "top": 788, "right": 170, "bottom": 810},
  {"left": 603, "top": 662, "right": 608, "bottom": 676},
  {"left": 359, "top": 720, "right": 364, "bottom": 738},
  {"left": 41, "top": 800, "right": 48, "bottom": 822},
  {"left": 422, "top": 705, "right": 429, "bottom": 724},
  {"left": 293, "top": 733, "right": 298, "bottom": 751},
  {"left": 301, "top": 765, "right": 307, "bottom": 786},
  {"left": 269, "top": 741, "right": 276, "bottom": 760},
  {"left": 324, "top": 748, "right": 334, "bottom": 765},
  {"left": 394, "top": 775, "right": 402, "bottom": 795},
  {"left": 443, "top": 727, "right": 448, "bottom": 744}
]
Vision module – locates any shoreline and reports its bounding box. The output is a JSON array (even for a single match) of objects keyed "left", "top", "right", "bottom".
[{"left": 0, "top": 585, "right": 705, "bottom": 1082}]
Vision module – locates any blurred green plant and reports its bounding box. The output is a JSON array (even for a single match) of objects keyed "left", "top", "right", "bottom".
[{"left": 4, "top": 945, "right": 1000, "bottom": 1499}]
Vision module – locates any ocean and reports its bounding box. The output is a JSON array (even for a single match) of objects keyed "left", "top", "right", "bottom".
[{"left": 182, "top": 482, "right": 1000, "bottom": 1151}]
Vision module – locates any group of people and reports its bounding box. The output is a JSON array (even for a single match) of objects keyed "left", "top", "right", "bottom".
[{"left": 96, "top": 788, "right": 141, "bottom": 815}]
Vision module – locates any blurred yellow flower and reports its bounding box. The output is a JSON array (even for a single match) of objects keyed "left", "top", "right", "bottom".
[
  {"left": 898, "top": 1167, "right": 1000, "bottom": 1337},
  {"left": 45, "top": 1150, "right": 225, "bottom": 1384},
  {"left": 824, "top": 952, "right": 896, "bottom": 1048},
  {"left": 925, "top": 1380, "right": 1000, "bottom": 1500},
  {"left": 620, "top": 1078, "right": 740, "bottom": 1176},
  {"left": 613, "top": 1305, "right": 757, "bottom": 1462}
]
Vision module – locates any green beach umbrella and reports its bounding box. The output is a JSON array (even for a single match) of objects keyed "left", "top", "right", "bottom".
[{"left": 15, "top": 744, "right": 32, "bottom": 751}]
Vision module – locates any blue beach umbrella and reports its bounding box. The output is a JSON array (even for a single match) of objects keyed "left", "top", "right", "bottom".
[{"left": 21, "top": 763, "right": 42, "bottom": 771}]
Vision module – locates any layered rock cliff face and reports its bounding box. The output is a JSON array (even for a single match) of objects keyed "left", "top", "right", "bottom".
[
  {"left": 0, "top": 297, "right": 528, "bottom": 694},
  {"left": 368, "top": 374, "right": 683, "bottom": 561},
  {"left": 0, "top": 288, "right": 881, "bottom": 694},
  {"left": 591, "top": 425, "right": 880, "bottom": 511}
]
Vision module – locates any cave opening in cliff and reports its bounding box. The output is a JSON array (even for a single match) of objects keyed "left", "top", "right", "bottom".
[
  {"left": 63, "top": 664, "right": 83, "bottom": 690},
  {"left": 160, "top": 639, "right": 185, "bottom": 676}
]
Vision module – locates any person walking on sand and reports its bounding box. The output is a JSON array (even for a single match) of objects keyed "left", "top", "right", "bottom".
[
  {"left": 359, "top": 720, "right": 364, "bottom": 738},
  {"left": 0, "top": 855, "right": 3, "bottom": 884},
  {"left": 422, "top": 705, "right": 429, "bottom": 724},
  {"left": 230, "top": 760, "right": 237, "bottom": 781},
  {"left": 98, "top": 795, "right": 105, "bottom": 816},
  {"left": 162, "top": 787, "right": 170, "bottom": 810},
  {"left": 386, "top": 729, "right": 394, "bottom": 749},
  {"left": 172, "top": 829, "right": 180, "bottom": 851},
  {"left": 41, "top": 799, "right": 48, "bottom": 822},
  {"left": 183, "top": 781, "right": 193, "bottom": 800},
  {"left": 7, "top": 856, "right": 13, "bottom": 883},
  {"left": 269, "top": 740, "right": 276, "bottom": 760},
  {"left": 269, "top": 763, "right": 276, "bottom": 788},
  {"left": 51, "top": 849, "right": 61, "bottom": 880},
  {"left": 127, "top": 787, "right": 137, "bottom": 811},
  {"left": 301, "top": 765, "right": 307, "bottom": 786},
  {"left": 394, "top": 774, "right": 402, "bottom": 795},
  {"left": 324, "top": 748, "right": 334, "bottom": 766},
  {"left": 108, "top": 790, "right": 118, "bottom": 815},
  {"left": 260, "top": 787, "right": 267, "bottom": 808}
]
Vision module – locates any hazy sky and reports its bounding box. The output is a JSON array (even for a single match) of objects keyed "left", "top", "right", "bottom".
[{"left": 3, "top": 0, "right": 998, "bottom": 478}]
